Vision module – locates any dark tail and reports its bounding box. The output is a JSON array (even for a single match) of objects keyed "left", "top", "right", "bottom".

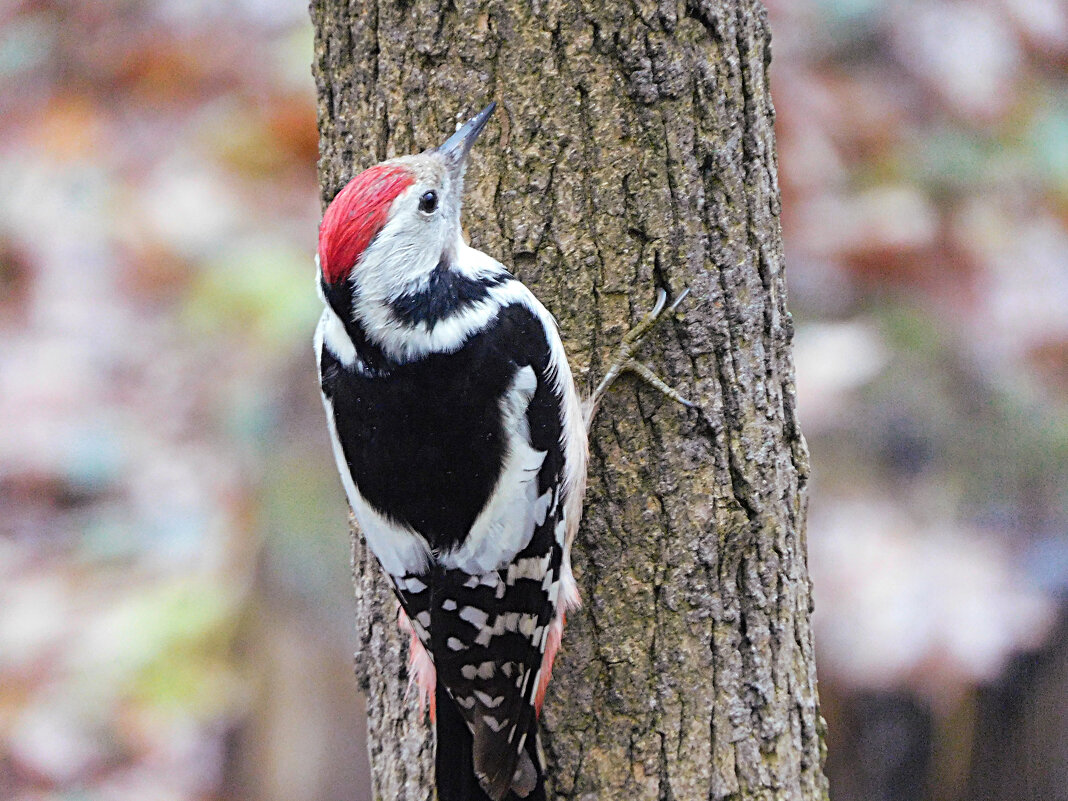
[{"left": 434, "top": 683, "right": 545, "bottom": 801}]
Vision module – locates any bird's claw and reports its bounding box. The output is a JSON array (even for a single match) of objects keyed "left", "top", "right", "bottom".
[
  {"left": 622, "top": 360, "right": 696, "bottom": 409},
  {"left": 584, "top": 287, "right": 694, "bottom": 428}
]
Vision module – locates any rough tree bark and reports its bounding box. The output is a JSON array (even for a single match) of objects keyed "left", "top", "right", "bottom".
[{"left": 310, "top": 1, "right": 828, "bottom": 799}]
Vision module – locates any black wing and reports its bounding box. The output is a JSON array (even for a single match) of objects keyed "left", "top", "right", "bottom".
[{"left": 426, "top": 305, "right": 568, "bottom": 799}]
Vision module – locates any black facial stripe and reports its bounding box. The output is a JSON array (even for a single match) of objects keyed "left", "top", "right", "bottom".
[
  {"left": 389, "top": 260, "right": 511, "bottom": 328},
  {"left": 321, "top": 275, "right": 395, "bottom": 374}
]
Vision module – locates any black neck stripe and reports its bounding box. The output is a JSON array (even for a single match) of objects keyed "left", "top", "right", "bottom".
[{"left": 390, "top": 258, "right": 511, "bottom": 327}]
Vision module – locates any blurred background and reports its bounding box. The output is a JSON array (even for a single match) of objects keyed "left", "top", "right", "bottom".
[{"left": 0, "top": 1, "right": 1064, "bottom": 800}]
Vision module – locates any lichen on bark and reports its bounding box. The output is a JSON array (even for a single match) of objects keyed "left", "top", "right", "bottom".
[{"left": 311, "top": 1, "right": 829, "bottom": 798}]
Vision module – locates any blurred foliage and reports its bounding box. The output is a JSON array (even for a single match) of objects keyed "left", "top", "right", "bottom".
[
  {"left": 183, "top": 242, "right": 321, "bottom": 347},
  {"left": 771, "top": 0, "right": 1068, "bottom": 798},
  {"left": 1, "top": 0, "right": 1065, "bottom": 800},
  {"left": 0, "top": 1, "right": 359, "bottom": 800}
]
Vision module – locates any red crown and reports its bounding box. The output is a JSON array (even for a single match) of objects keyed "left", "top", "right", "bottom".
[{"left": 318, "top": 164, "right": 415, "bottom": 284}]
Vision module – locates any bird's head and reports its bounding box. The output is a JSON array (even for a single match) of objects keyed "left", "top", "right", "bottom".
[{"left": 317, "top": 102, "right": 496, "bottom": 308}]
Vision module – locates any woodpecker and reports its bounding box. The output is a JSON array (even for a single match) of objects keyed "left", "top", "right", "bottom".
[{"left": 316, "top": 102, "right": 687, "bottom": 801}]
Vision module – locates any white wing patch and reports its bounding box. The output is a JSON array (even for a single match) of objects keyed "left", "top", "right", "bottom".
[
  {"left": 315, "top": 306, "right": 358, "bottom": 369},
  {"left": 441, "top": 365, "right": 547, "bottom": 573}
]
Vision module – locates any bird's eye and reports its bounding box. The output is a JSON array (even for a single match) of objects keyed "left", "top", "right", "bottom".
[{"left": 418, "top": 190, "right": 438, "bottom": 214}]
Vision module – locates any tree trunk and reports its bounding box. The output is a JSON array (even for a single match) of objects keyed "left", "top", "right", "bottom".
[{"left": 310, "top": 1, "right": 828, "bottom": 799}]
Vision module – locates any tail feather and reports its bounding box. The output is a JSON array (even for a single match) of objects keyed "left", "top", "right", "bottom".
[{"left": 434, "top": 683, "right": 545, "bottom": 801}]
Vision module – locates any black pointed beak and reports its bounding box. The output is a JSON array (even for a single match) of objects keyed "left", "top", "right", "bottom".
[{"left": 437, "top": 101, "right": 496, "bottom": 175}]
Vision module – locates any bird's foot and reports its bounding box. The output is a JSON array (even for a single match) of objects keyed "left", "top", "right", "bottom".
[{"left": 583, "top": 288, "right": 693, "bottom": 429}]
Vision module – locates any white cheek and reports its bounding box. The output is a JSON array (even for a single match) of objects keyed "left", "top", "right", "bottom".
[
  {"left": 355, "top": 207, "right": 442, "bottom": 296},
  {"left": 404, "top": 208, "right": 449, "bottom": 261}
]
